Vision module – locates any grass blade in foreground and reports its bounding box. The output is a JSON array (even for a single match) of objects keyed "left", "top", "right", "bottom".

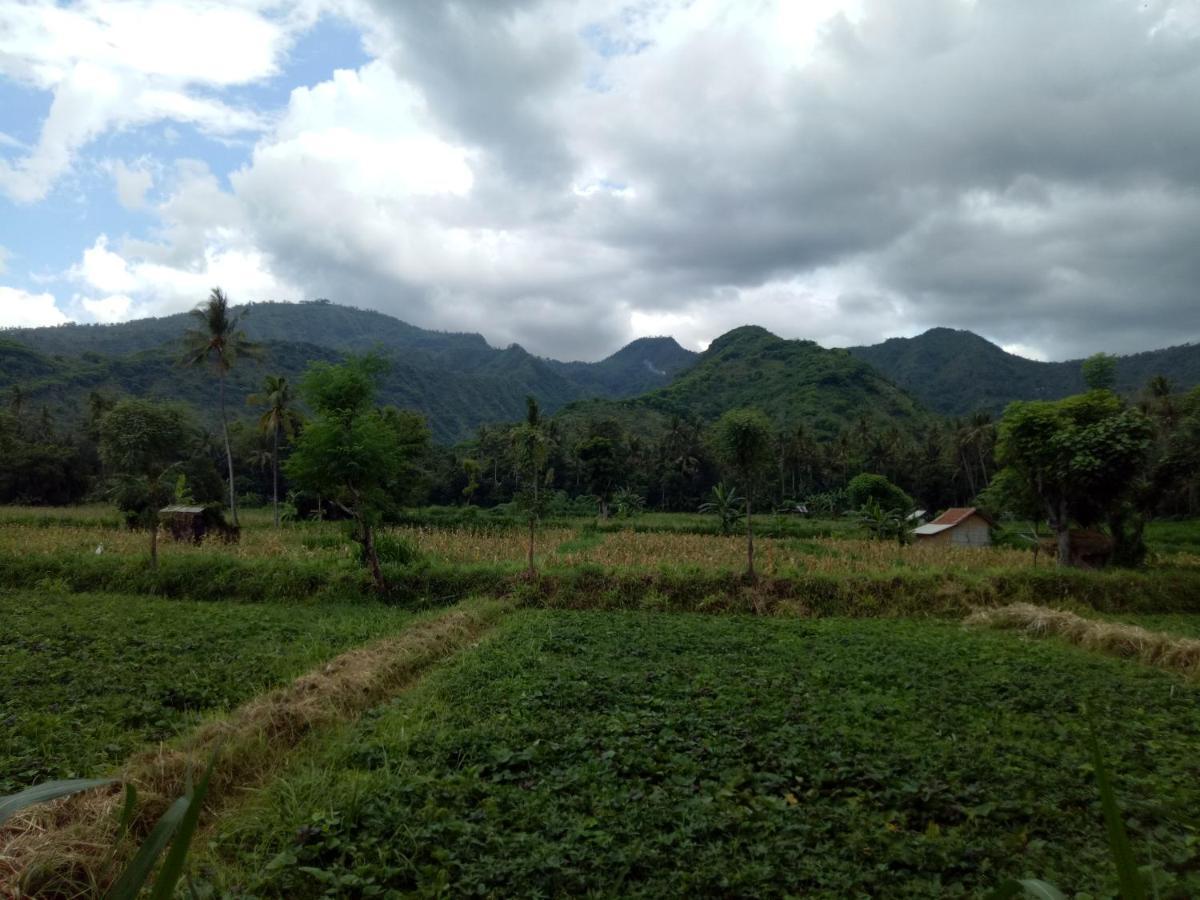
[
  {"left": 1086, "top": 710, "right": 1148, "bottom": 900},
  {"left": 0, "top": 778, "right": 113, "bottom": 826},
  {"left": 106, "top": 795, "right": 189, "bottom": 900}
]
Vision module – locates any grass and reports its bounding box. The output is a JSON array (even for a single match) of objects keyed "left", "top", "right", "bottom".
[
  {"left": 0, "top": 590, "right": 414, "bottom": 796},
  {"left": 1, "top": 600, "right": 511, "bottom": 898},
  {"left": 198, "top": 610, "right": 1200, "bottom": 898}
]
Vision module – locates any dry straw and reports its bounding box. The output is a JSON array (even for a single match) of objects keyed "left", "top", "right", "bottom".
[
  {"left": 0, "top": 599, "right": 510, "bottom": 898},
  {"left": 966, "top": 602, "right": 1200, "bottom": 678}
]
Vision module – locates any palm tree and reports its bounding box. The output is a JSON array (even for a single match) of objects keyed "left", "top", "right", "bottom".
[
  {"left": 182, "top": 288, "right": 259, "bottom": 526},
  {"left": 248, "top": 375, "right": 301, "bottom": 528}
]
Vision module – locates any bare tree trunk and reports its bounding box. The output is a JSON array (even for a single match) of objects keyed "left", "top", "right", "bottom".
[
  {"left": 220, "top": 371, "right": 239, "bottom": 527},
  {"left": 746, "top": 493, "right": 755, "bottom": 579},
  {"left": 272, "top": 424, "right": 280, "bottom": 528},
  {"left": 1049, "top": 501, "right": 1072, "bottom": 568},
  {"left": 527, "top": 515, "right": 535, "bottom": 575},
  {"left": 362, "top": 520, "right": 385, "bottom": 591}
]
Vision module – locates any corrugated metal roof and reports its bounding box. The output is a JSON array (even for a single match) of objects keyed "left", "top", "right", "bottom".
[
  {"left": 912, "top": 523, "right": 953, "bottom": 536},
  {"left": 160, "top": 505, "right": 205, "bottom": 514}
]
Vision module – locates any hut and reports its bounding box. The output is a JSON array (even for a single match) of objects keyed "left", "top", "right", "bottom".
[
  {"left": 160, "top": 505, "right": 208, "bottom": 543},
  {"left": 911, "top": 507, "right": 994, "bottom": 546}
]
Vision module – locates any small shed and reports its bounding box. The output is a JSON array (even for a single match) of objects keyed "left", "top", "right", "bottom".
[
  {"left": 160, "top": 505, "right": 208, "bottom": 543},
  {"left": 912, "top": 507, "right": 995, "bottom": 546}
]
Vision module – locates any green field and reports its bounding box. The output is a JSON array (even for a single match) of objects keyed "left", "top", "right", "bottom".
[
  {"left": 0, "top": 590, "right": 411, "bottom": 794},
  {"left": 201, "top": 611, "right": 1200, "bottom": 897},
  {"left": 3, "top": 506, "right": 1200, "bottom": 898}
]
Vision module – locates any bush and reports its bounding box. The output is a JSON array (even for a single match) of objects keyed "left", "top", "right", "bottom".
[{"left": 846, "top": 474, "right": 913, "bottom": 512}]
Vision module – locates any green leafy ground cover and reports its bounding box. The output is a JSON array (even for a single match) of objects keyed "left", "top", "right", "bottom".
[
  {"left": 203, "top": 611, "right": 1200, "bottom": 898},
  {"left": 0, "top": 591, "right": 411, "bottom": 794}
]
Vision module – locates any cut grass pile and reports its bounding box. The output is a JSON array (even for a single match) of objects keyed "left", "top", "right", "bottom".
[
  {"left": 967, "top": 603, "right": 1200, "bottom": 678},
  {"left": 0, "top": 590, "right": 414, "bottom": 795},
  {"left": 0, "top": 599, "right": 510, "bottom": 898},
  {"left": 200, "top": 611, "right": 1200, "bottom": 898}
]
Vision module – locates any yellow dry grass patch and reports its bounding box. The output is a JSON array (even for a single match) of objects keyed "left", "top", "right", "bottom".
[
  {"left": 0, "top": 599, "right": 510, "bottom": 898},
  {"left": 966, "top": 603, "right": 1200, "bottom": 678}
]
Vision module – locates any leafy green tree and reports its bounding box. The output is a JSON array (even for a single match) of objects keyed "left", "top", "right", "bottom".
[
  {"left": 855, "top": 499, "right": 910, "bottom": 544},
  {"left": 248, "top": 375, "right": 302, "bottom": 528},
  {"left": 577, "top": 436, "right": 621, "bottom": 519},
  {"left": 98, "top": 399, "right": 194, "bottom": 567},
  {"left": 699, "top": 482, "right": 745, "bottom": 535},
  {"left": 613, "top": 486, "right": 646, "bottom": 519},
  {"left": 181, "top": 288, "right": 259, "bottom": 527},
  {"left": 993, "top": 391, "right": 1152, "bottom": 566},
  {"left": 461, "top": 457, "right": 482, "bottom": 505},
  {"left": 710, "top": 408, "right": 775, "bottom": 577},
  {"left": 845, "top": 473, "right": 913, "bottom": 512},
  {"left": 285, "top": 357, "right": 429, "bottom": 591},
  {"left": 1082, "top": 352, "right": 1118, "bottom": 392},
  {"left": 511, "top": 397, "right": 552, "bottom": 575}
]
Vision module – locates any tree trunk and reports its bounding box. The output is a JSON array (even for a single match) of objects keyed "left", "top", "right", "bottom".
[
  {"left": 527, "top": 514, "right": 536, "bottom": 575},
  {"left": 362, "top": 521, "right": 385, "bottom": 592},
  {"left": 1055, "top": 523, "right": 1072, "bottom": 568},
  {"left": 745, "top": 493, "right": 755, "bottom": 579},
  {"left": 272, "top": 424, "right": 280, "bottom": 528},
  {"left": 220, "top": 371, "right": 238, "bottom": 527}
]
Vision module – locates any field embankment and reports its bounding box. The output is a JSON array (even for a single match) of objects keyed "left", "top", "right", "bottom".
[{"left": 0, "top": 599, "right": 509, "bottom": 897}]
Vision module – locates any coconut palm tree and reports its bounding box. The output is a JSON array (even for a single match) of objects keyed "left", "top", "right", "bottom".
[
  {"left": 249, "top": 375, "right": 301, "bottom": 528},
  {"left": 181, "top": 288, "right": 258, "bottom": 526}
]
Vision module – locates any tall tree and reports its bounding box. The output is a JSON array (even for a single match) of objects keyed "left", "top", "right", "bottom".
[
  {"left": 1082, "top": 352, "right": 1118, "bottom": 392},
  {"left": 248, "top": 375, "right": 301, "bottom": 528},
  {"left": 98, "top": 399, "right": 193, "bottom": 568},
  {"left": 511, "top": 396, "right": 552, "bottom": 575},
  {"left": 710, "top": 408, "right": 775, "bottom": 578},
  {"left": 285, "top": 356, "right": 428, "bottom": 592},
  {"left": 181, "top": 288, "right": 258, "bottom": 527},
  {"left": 992, "top": 391, "right": 1151, "bottom": 566}
]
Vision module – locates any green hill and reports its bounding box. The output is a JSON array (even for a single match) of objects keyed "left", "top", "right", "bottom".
[
  {"left": 848, "top": 328, "right": 1200, "bottom": 416},
  {"left": 0, "top": 302, "right": 697, "bottom": 444},
  {"left": 559, "top": 325, "right": 931, "bottom": 439}
]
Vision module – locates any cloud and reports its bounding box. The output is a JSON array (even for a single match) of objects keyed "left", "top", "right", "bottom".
[
  {"left": 0, "top": 286, "right": 69, "bottom": 327},
  {"left": 0, "top": 0, "right": 302, "bottom": 202},
  {"left": 15, "top": 0, "right": 1200, "bottom": 362},
  {"left": 110, "top": 159, "right": 155, "bottom": 210}
]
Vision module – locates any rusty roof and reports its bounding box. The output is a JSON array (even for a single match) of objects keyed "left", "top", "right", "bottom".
[{"left": 927, "top": 507, "right": 995, "bottom": 528}]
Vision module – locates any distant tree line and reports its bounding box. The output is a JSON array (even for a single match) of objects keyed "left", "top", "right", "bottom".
[{"left": 4, "top": 293, "right": 1200, "bottom": 575}]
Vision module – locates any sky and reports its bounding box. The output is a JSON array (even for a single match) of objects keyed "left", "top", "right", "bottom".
[{"left": 0, "top": 0, "right": 1198, "bottom": 362}]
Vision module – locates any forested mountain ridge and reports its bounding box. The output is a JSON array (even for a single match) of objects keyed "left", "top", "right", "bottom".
[
  {"left": 847, "top": 327, "right": 1200, "bottom": 416},
  {"left": 558, "top": 325, "right": 932, "bottom": 440},
  {"left": 0, "top": 301, "right": 697, "bottom": 443}
]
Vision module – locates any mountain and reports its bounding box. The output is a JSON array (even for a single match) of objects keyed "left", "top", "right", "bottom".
[
  {"left": 847, "top": 328, "right": 1200, "bottom": 416},
  {"left": 0, "top": 301, "right": 697, "bottom": 444},
  {"left": 558, "top": 325, "right": 931, "bottom": 439}
]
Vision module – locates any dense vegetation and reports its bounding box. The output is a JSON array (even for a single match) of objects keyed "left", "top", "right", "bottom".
[
  {"left": 4, "top": 299, "right": 1200, "bottom": 897},
  {"left": 849, "top": 327, "right": 1200, "bottom": 417},
  {"left": 201, "top": 610, "right": 1200, "bottom": 897},
  {"left": 0, "top": 590, "right": 412, "bottom": 795},
  {"left": 0, "top": 302, "right": 695, "bottom": 443}
]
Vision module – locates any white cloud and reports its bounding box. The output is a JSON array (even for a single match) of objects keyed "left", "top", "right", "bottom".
[
  {"left": 0, "top": 0, "right": 307, "bottom": 202},
  {"left": 110, "top": 159, "right": 155, "bottom": 210},
  {"left": 80, "top": 294, "right": 135, "bottom": 323},
  {"left": 0, "top": 286, "right": 69, "bottom": 327}
]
